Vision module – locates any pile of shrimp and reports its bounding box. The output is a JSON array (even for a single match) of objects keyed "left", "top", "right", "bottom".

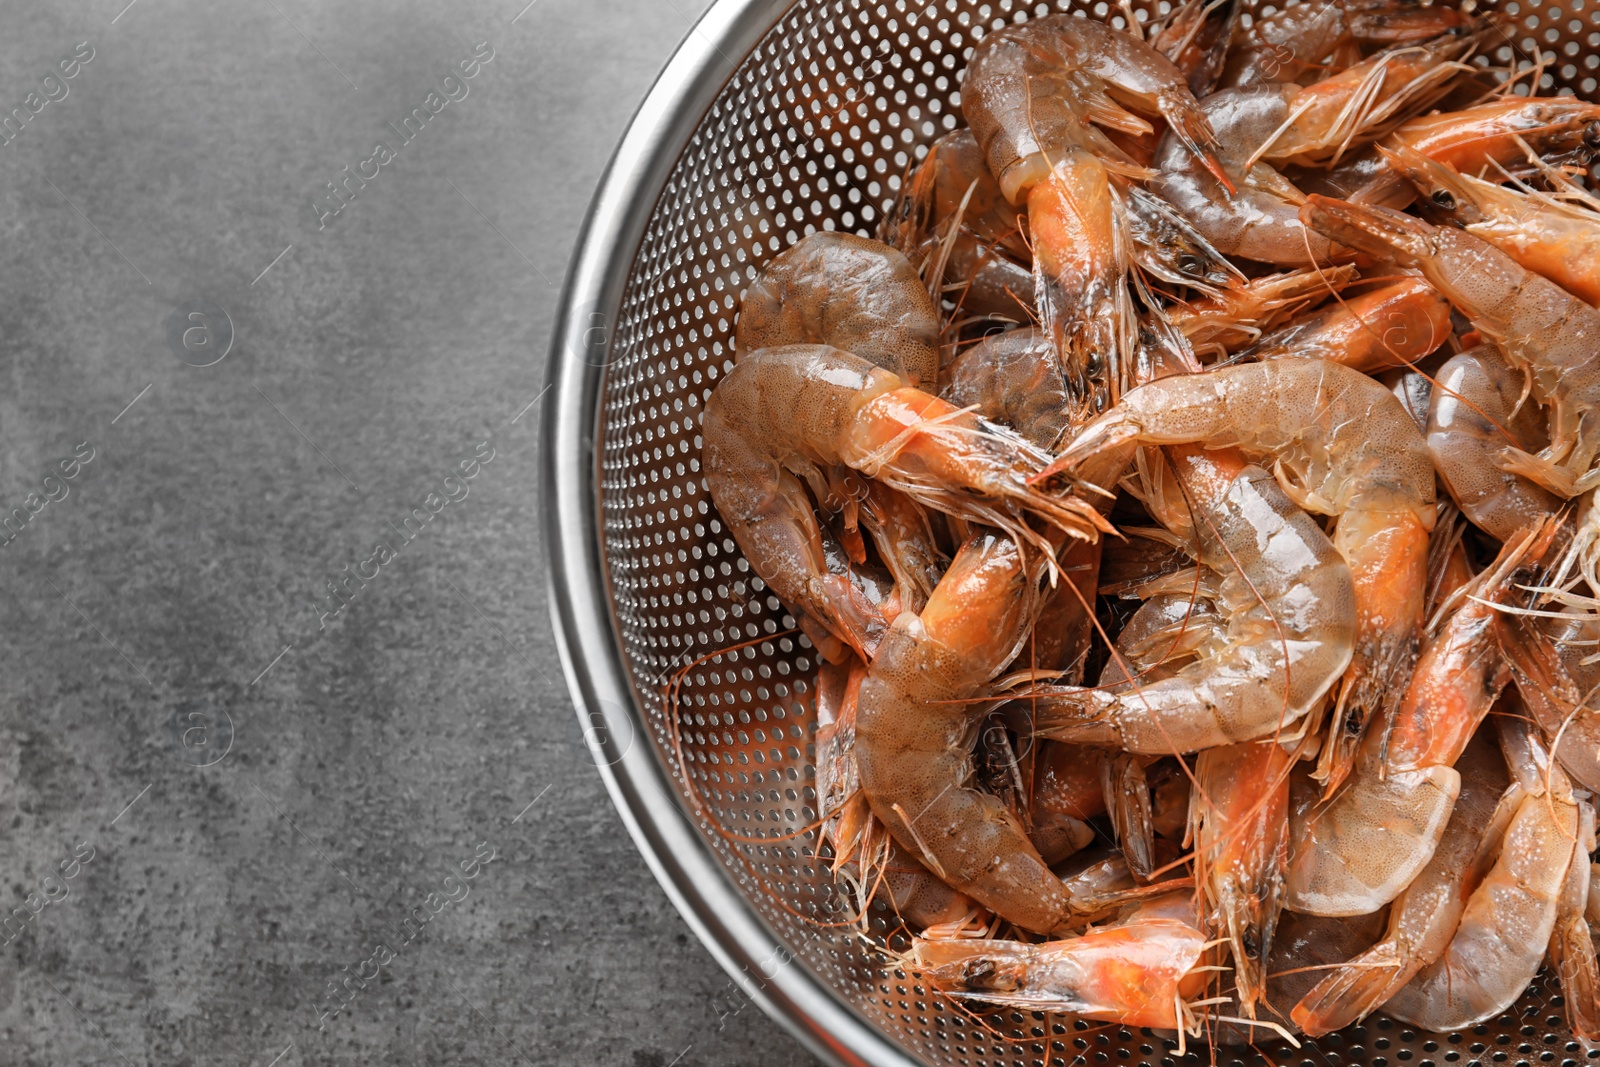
[{"left": 694, "top": 0, "right": 1600, "bottom": 1047}]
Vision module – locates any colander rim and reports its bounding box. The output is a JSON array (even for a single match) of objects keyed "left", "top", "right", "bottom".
[{"left": 543, "top": 2, "right": 925, "bottom": 1064}]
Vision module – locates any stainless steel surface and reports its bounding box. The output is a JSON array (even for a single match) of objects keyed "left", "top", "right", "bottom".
[{"left": 547, "top": 1, "right": 1600, "bottom": 1064}]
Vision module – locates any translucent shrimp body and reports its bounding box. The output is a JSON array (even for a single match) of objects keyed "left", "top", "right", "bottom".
[
  {"left": 909, "top": 893, "right": 1209, "bottom": 1029},
  {"left": 1150, "top": 86, "right": 1339, "bottom": 266},
  {"left": 1309, "top": 97, "right": 1600, "bottom": 207},
  {"left": 1025, "top": 446, "right": 1356, "bottom": 753},
  {"left": 1242, "top": 276, "right": 1451, "bottom": 374},
  {"left": 962, "top": 15, "right": 1222, "bottom": 206},
  {"left": 1548, "top": 797, "right": 1600, "bottom": 1040},
  {"left": 1193, "top": 740, "right": 1292, "bottom": 1015},
  {"left": 884, "top": 128, "right": 1034, "bottom": 326},
  {"left": 1305, "top": 195, "right": 1600, "bottom": 496},
  {"left": 1290, "top": 735, "right": 1511, "bottom": 1036},
  {"left": 1220, "top": 0, "right": 1470, "bottom": 89},
  {"left": 735, "top": 231, "right": 940, "bottom": 388},
  {"left": 1285, "top": 526, "right": 1545, "bottom": 916},
  {"left": 1152, "top": 29, "right": 1481, "bottom": 265},
  {"left": 702, "top": 345, "right": 1104, "bottom": 661},
  {"left": 1044, "top": 360, "right": 1432, "bottom": 785},
  {"left": 1383, "top": 719, "right": 1579, "bottom": 1030},
  {"left": 941, "top": 328, "right": 1069, "bottom": 451},
  {"left": 1426, "top": 344, "right": 1560, "bottom": 542},
  {"left": 855, "top": 533, "right": 1074, "bottom": 934},
  {"left": 1385, "top": 142, "right": 1600, "bottom": 308}
]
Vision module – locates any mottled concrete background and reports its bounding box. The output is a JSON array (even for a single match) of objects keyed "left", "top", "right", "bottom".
[{"left": 0, "top": 1, "right": 822, "bottom": 1064}]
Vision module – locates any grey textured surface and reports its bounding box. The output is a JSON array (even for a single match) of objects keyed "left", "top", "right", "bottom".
[{"left": 0, "top": 1, "right": 822, "bottom": 1064}]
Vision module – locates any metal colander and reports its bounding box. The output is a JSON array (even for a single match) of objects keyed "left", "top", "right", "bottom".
[{"left": 544, "top": 1, "right": 1600, "bottom": 1064}]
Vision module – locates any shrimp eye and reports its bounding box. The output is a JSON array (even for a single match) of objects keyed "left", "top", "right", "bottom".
[
  {"left": 1345, "top": 710, "right": 1364, "bottom": 736},
  {"left": 1178, "top": 253, "right": 1204, "bottom": 276},
  {"left": 1430, "top": 190, "right": 1457, "bottom": 211},
  {"left": 1584, "top": 121, "right": 1600, "bottom": 151},
  {"left": 1241, "top": 930, "right": 1260, "bottom": 959}
]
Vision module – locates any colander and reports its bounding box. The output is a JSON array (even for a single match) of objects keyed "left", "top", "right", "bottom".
[{"left": 543, "top": 2, "right": 1600, "bottom": 1064}]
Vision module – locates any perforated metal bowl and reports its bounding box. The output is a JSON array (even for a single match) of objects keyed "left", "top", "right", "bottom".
[{"left": 544, "top": 2, "right": 1600, "bottom": 1064}]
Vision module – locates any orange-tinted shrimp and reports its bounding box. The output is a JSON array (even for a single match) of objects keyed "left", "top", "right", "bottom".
[
  {"left": 1151, "top": 0, "right": 1240, "bottom": 96},
  {"left": 1192, "top": 740, "right": 1293, "bottom": 1016},
  {"left": 1285, "top": 523, "right": 1550, "bottom": 915},
  {"left": 856, "top": 533, "right": 1072, "bottom": 934},
  {"left": 1152, "top": 27, "right": 1485, "bottom": 266},
  {"left": 1382, "top": 716, "right": 1579, "bottom": 1030},
  {"left": 736, "top": 231, "right": 940, "bottom": 388},
  {"left": 1024, "top": 445, "right": 1356, "bottom": 753},
  {"left": 1290, "top": 733, "right": 1511, "bottom": 1035},
  {"left": 703, "top": 344, "right": 1106, "bottom": 661},
  {"left": 1426, "top": 344, "right": 1560, "bottom": 543},
  {"left": 910, "top": 893, "right": 1209, "bottom": 1030},
  {"left": 1308, "top": 97, "right": 1600, "bottom": 207},
  {"left": 1240, "top": 276, "right": 1451, "bottom": 374},
  {"left": 1306, "top": 195, "right": 1600, "bottom": 497},
  {"left": 1043, "top": 360, "right": 1433, "bottom": 792},
  {"left": 1220, "top": 0, "right": 1470, "bottom": 89},
  {"left": 1386, "top": 140, "right": 1600, "bottom": 307}
]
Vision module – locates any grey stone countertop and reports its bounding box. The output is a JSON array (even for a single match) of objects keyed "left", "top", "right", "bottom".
[{"left": 0, "top": 0, "right": 824, "bottom": 1063}]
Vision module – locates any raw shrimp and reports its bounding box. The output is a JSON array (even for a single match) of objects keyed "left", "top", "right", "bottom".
[
  {"left": 1285, "top": 524, "right": 1549, "bottom": 916},
  {"left": 883, "top": 129, "right": 1035, "bottom": 326},
  {"left": 1498, "top": 610, "right": 1600, "bottom": 796},
  {"left": 961, "top": 14, "right": 1223, "bottom": 206},
  {"left": 1151, "top": 0, "right": 1239, "bottom": 97},
  {"left": 1220, "top": 0, "right": 1470, "bottom": 89},
  {"left": 1124, "top": 183, "right": 1241, "bottom": 294},
  {"left": 855, "top": 532, "right": 1074, "bottom": 933},
  {"left": 1165, "top": 266, "right": 1359, "bottom": 357},
  {"left": 1040, "top": 360, "right": 1433, "bottom": 791},
  {"left": 1243, "top": 29, "right": 1488, "bottom": 169},
  {"left": 1152, "top": 29, "right": 1483, "bottom": 266},
  {"left": 735, "top": 232, "right": 940, "bottom": 388},
  {"left": 854, "top": 478, "right": 946, "bottom": 617},
  {"left": 1022, "top": 446, "right": 1357, "bottom": 753},
  {"left": 1192, "top": 740, "right": 1292, "bottom": 1015},
  {"left": 1024, "top": 536, "right": 1104, "bottom": 678},
  {"left": 1426, "top": 344, "right": 1560, "bottom": 542},
  {"left": 1383, "top": 716, "right": 1579, "bottom": 1030},
  {"left": 962, "top": 15, "right": 1224, "bottom": 407},
  {"left": 885, "top": 129, "right": 1029, "bottom": 263},
  {"left": 1029, "top": 149, "right": 1135, "bottom": 420},
  {"left": 815, "top": 657, "right": 983, "bottom": 932},
  {"left": 1307, "top": 96, "right": 1600, "bottom": 207},
  {"left": 1238, "top": 276, "right": 1450, "bottom": 374},
  {"left": 702, "top": 344, "right": 1105, "bottom": 661},
  {"left": 1290, "top": 733, "right": 1511, "bottom": 1035},
  {"left": 941, "top": 328, "right": 1070, "bottom": 451},
  {"left": 1305, "top": 195, "right": 1600, "bottom": 496},
  {"left": 909, "top": 892, "right": 1209, "bottom": 1029},
  {"left": 1150, "top": 86, "right": 1341, "bottom": 266},
  {"left": 1548, "top": 796, "right": 1600, "bottom": 1040},
  {"left": 1385, "top": 142, "right": 1600, "bottom": 307},
  {"left": 1208, "top": 908, "right": 1390, "bottom": 1044}
]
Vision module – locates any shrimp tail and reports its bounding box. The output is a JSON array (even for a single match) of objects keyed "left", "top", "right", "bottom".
[
  {"left": 1291, "top": 940, "right": 1405, "bottom": 1037},
  {"left": 1551, "top": 913, "right": 1600, "bottom": 1040},
  {"left": 1300, "top": 194, "right": 1438, "bottom": 264},
  {"left": 1018, "top": 686, "right": 1123, "bottom": 746},
  {"left": 1030, "top": 417, "right": 1143, "bottom": 488},
  {"left": 1163, "top": 90, "right": 1236, "bottom": 195},
  {"left": 1103, "top": 754, "right": 1158, "bottom": 882}
]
